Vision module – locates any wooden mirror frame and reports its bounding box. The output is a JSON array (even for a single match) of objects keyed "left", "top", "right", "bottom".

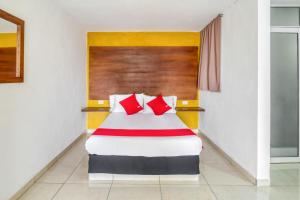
[{"left": 0, "top": 9, "right": 24, "bottom": 83}]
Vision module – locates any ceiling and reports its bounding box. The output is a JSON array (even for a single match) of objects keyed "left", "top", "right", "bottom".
[{"left": 55, "top": 0, "right": 237, "bottom": 31}]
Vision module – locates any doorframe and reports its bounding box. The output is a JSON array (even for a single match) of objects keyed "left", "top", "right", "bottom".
[{"left": 270, "top": 26, "right": 300, "bottom": 163}]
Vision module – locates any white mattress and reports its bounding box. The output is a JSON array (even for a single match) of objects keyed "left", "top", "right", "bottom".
[{"left": 85, "top": 113, "right": 202, "bottom": 157}]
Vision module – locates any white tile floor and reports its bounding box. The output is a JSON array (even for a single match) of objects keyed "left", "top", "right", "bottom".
[{"left": 18, "top": 135, "right": 300, "bottom": 200}]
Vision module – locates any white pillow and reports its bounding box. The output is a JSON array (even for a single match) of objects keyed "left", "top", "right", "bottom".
[
  {"left": 143, "top": 95, "right": 177, "bottom": 114},
  {"left": 110, "top": 93, "right": 144, "bottom": 113}
]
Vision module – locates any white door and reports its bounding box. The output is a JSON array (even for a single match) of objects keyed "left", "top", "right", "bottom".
[{"left": 271, "top": 27, "right": 300, "bottom": 163}]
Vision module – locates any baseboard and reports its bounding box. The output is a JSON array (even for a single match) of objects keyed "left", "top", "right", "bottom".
[
  {"left": 256, "top": 179, "right": 270, "bottom": 186},
  {"left": 192, "top": 129, "right": 199, "bottom": 134},
  {"left": 87, "top": 129, "right": 95, "bottom": 134},
  {"left": 10, "top": 133, "right": 86, "bottom": 200},
  {"left": 199, "top": 132, "right": 258, "bottom": 185}
]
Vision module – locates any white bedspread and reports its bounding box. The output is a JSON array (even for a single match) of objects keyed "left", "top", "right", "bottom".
[{"left": 85, "top": 113, "right": 202, "bottom": 157}]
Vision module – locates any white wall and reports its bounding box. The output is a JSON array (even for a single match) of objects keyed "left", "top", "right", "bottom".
[
  {"left": 0, "top": 0, "right": 86, "bottom": 199},
  {"left": 200, "top": 0, "right": 270, "bottom": 183},
  {"left": 0, "top": 19, "right": 17, "bottom": 33}
]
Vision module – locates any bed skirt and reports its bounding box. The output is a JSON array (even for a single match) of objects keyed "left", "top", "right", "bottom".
[{"left": 88, "top": 154, "right": 200, "bottom": 175}]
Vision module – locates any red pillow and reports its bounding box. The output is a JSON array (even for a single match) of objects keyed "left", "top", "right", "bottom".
[
  {"left": 147, "top": 95, "right": 171, "bottom": 115},
  {"left": 119, "top": 94, "right": 143, "bottom": 115}
]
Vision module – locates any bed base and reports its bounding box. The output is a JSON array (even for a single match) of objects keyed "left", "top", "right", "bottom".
[
  {"left": 89, "top": 173, "right": 199, "bottom": 181},
  {"left": 88, "top": 154, "right": 200, "bottom": 181}
]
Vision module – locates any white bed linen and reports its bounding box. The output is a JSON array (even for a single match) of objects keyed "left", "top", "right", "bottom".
[
  {"left": 143, "top": 95, "right": 177, "bottom": 113},
  {"left": 85, "top": 113, "right": 202, "bottom": 157},
  {"left": 109, "top": 93, "right": 144, "bottom": 113}
]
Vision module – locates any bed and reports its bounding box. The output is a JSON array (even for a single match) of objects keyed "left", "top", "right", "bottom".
[{"left": 85, "top": 112, "right": 202, "bottom": 181}]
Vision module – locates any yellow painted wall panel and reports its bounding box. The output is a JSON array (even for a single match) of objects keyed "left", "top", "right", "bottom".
[
  {"left": 88, "top": 32, "right": 200, "bottom": 46},
  {"left": 177, "top": 112, "right": 198, "bottom": 128},
  {"left": 87, "top": 32, "right": 201, "bottom": 129},
  {"left": 87, "top": 112, "right": 110, "bottom": 129},
  {"left": 0, "top": 33, "right": 17, "bottom": 47},
  {"left": 176, "top": 99, "right": 199, "bottom": 129},
  {"left": 87, "top": 100, "right": 110, "bottom": 129},
  {"left": 88, "top": 100, "right": 110, "bottom": 107}
]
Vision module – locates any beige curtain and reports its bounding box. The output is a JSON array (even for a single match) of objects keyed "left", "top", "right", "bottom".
[{"left": 198, "top": 16, "right": 221, "bottom": 92}]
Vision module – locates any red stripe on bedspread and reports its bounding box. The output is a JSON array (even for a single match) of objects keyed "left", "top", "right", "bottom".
[{"left": 92, "top": 128, "right": 196, "bottom": 137}]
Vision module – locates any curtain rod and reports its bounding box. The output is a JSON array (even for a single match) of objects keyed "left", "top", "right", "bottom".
[{"left": 201, "top": 13, "right": 223, "bottom": 31}]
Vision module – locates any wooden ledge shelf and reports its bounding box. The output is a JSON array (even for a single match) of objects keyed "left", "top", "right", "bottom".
[
  {"left": 175, "top": 107, "right": 205, "bottom": 112},
  {"left": 81, "top": 107, "right": 205, "bottom": 112},
  {"left": 81, "top": 107, "right": 110, "bottom": 112}
]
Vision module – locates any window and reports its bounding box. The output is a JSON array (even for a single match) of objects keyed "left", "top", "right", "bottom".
[{"left": 271, "top": 7, "right": 300, "bottom": 26}]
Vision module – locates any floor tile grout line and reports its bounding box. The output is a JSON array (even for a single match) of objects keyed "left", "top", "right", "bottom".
[
  {"left": 106, "top": 181, "right": 113, "bottom": 200},
  {"left": 110, "top": 175, "right": 115, "bottom": 187},
  {"left": 201, "top": 172, "right": 220, "bottom": 200},
  {"left": 159, "top": 176, "right": 163, "bottom": 200},
  {"left": 17, "top": 147, "right": 86, "bottom": 199},
  {"left": 17, "top": 162, "right": 68, "bottom": 198},
  {"left": 50, "top": 184, "right": 64, "bottom": 200},
  {"left": 50, "top": 154, "right": 86, "bottom": 199},
  {"left": 64, "top": 154, "right": 87, "bottom": 183},
  {"left": 106, "top": 174, "right": 114, "bottom": 200}
]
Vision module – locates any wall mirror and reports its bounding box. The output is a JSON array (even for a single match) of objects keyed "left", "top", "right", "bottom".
[{"left": 0, "top": 9, "right": 24, "bottom": 83}]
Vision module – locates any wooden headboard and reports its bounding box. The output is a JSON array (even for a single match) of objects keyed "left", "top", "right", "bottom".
[{"left": 89, "top": 46, "right": 199, "bottom": 99}]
